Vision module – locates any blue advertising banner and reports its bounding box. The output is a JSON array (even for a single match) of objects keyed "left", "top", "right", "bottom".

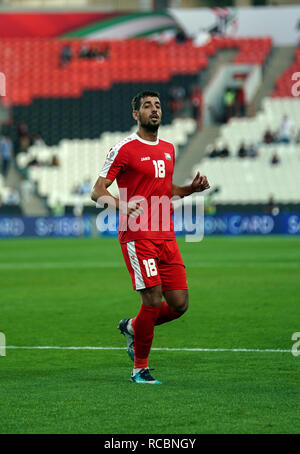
[
  {"left": 0, "top": 214, "right": 300, "bottom": 238},
  {"left": 0, "top": 216, "right": 92, "bottom": 238},
  {"left": 201, "top": 213, "right": 300, "bottom": 236},
  {"left": 98, "top": 212, "right": 300, "bottom": 237}
]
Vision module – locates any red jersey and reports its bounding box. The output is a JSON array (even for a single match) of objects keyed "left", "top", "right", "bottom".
[{"left": 99, "top": 132, "right": 175, "bottom": 243}]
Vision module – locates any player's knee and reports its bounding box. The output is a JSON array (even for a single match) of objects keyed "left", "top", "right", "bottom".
[
  {"left": 151, "top": 296, "right": 163, "bottom": 308},
  {"left": 140, "top": 286, "right": 163, "bottom": 308},
  {"left": 176, "top": 292, "right": 189, "bottom": 314}
]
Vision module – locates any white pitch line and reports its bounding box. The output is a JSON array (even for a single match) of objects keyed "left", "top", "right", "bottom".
[{"left": 5, "top": 346, "right": 291, "bottom": 353}]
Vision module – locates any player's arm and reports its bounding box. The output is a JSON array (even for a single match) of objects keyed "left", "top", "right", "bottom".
[
  {"left": 172, "top": 172, "right": 210, "bottom": 198},
  {"left": 91, "top": 177, "right": 143, "bottom": 218},
  {"left": 91, "top": 176, "right": 119, "bottom": 207}
]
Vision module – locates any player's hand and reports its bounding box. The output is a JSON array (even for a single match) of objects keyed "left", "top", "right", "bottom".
[
  {"left": 120, "top": 199, "right": 144, "bottom": 219},
  {"left": 191, "top": 172, "right": 210, "bottom": 193},
  {"left": 127, "top": 199, "right": 144, "bottom": 219}
]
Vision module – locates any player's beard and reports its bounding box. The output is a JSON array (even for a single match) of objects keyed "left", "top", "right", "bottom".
[{"left": 139, "top": 114, "right": 161, "bottom": 132}]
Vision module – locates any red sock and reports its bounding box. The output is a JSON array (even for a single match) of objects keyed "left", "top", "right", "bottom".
[
  {"left": 131, "top": 305, "right": 161, "bottom": 369},
  {"left": 155, "top": 300, "right": 182, "bottom": 326}
]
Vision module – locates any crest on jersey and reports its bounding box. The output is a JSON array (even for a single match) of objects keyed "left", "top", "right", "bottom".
[
  {"left": 165, "top": 153, "right": 171, "bottom": 160},
  {"left": 108, "top": 148, "right": 117, "bottom": 160},
  {"left": 104, "top": 147, "right": 117, "bottom": 165}
]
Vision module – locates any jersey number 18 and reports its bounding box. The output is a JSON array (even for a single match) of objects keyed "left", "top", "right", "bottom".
[{"left": 152, "top": 160, "right": 165, "bottom": 178}]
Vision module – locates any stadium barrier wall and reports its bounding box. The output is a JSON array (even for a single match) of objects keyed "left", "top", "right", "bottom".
[{"left": 1, "top": 213, "right": 300, "bottom": 238}]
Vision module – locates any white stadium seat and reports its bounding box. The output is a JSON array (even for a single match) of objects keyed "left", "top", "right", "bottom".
[
  {"left": 20, "top": 118, "right": 196, "bottom": 207},
  {"left": 195, "top": 97, "right": 300, "bottom": 204}
]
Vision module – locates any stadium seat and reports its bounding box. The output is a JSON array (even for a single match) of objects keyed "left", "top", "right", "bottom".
[
  {"left": 0, "top": 36, "right": 273, "bottom": 107},
  {"left": 18, "top": 118, "right": 197, "bottom": 208}
]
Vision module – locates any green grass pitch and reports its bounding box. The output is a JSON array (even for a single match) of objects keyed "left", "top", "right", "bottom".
[{"left": 0, "top": 236, "right": 299, "bottom": 434}]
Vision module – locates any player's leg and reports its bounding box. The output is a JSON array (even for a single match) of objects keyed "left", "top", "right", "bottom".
[
  {"left": 155, "top": 239, "right": 189, "bottom": 326},
  {"left": 156, "top": 288, "right": 188, "bottom": 326},
  {"left": 119, "top": 240, "right": 163, "bottom": 383},
  {"left": 131, "top": 285, "right": 162, "bottom": 363},
  {"left": 129, "top": 285, "right": 163, "bottom": 384},
  {"left": 163, "top": 289, "right": 188, "bottom": 313}
]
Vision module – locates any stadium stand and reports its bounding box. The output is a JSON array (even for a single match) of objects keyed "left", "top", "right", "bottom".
[
  {"left": 0, "top": 36, "right": 272, "bottom": 107},
  {"left": 192, "top": 41, "right": 300, "bottom": 206},
  {"left": 1, "top": 36, "right": 272, "bottom": 145},
  {"left": 1, "top": 35, "right": 274, "bottom": 212},
  {"left": 0, "top": 173, "right": 22, "bottom": 213},
  {"left": 16, "top": 118, "right": 197, "bottom": 211},
  {"left": 194, "top": 142, "right": 300, "bottom": 204},
  {"left": 217, "top": 97, "right": 300, "bottom": 153}
]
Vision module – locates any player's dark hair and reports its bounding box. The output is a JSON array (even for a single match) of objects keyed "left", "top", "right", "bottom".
[{"left": 131, "top": 90, "right": 160, "bottom": 111}]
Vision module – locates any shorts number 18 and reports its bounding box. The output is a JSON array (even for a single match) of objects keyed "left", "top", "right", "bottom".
[{"left": 143, "top": 259, "right": 158, "bottom": 277}]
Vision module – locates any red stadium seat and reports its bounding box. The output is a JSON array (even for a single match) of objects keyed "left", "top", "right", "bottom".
[
  {"left": 0, "top": 36, "right": 273, "bottom": 106},
  {"left": 271, "top": 45, "right": 300, "bottom": 97}
]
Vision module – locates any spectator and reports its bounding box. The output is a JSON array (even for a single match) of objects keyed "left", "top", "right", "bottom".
[
  {"left": 27, "top": 154, "right": 59, "bottom": 168},
  {"left": 88, "top": 47, "right": 99, "bottom": 59},
  {"left": 263, "top": 130, "right": 275, "bottom": 144},
  {"left": 17, "top": 121, "right": 30, "bottom": 152},
  {"left": 247, "top": 143, "right": 258, "bottom": 158},
  {"left": 237, "top": 142, "right": 247, "bottom": 158},
  {"left": 235, "top": 87, "right": 246, "bottom": 117},
  {"left": 219, "top": 144, "right": 230, "bottom": 158},
  {"left": 27, "top": 157, "right": 39, "bottom": 167},
  {"left": 207, "top": 145, "right": 219, "bottom": 159},
  {"left": 3, "top": 186, "right": 20, "bottom": 206},
  {"left": 96, "top": 46, "right": 109, "bottom": 63},
  {"left": 0, "top": 134, "right": 13, "bottom": 177},
  {"left": 52, "top": 199, "right": 65, "bottom": 217},
  {"left": 224, "top": 88, "right": 236, "bottom": 122},
  {"left": 79, "top": 44, "right": 90, "bottom": 59},
  {"left": 60, "top": 44, "right": 73, "bottom": 67},
  {"left": 32, "top": 133, "right": 45, "bottom": 147},
  {"left": 72, "top": 184, "right": 81, "bottom": 195},
  {"left": 19, "top": 176, "right": 34, "bottom": 204},
  {"left": 278, "top": 115, "right": 294, "bottom": 144},
  {"left": 168, "top": 84, "right": 186, "bottom": 118},
  {"left": 270, "top": 152, "right": 280, "bottom": 165},
  {"left": 79, "top": 178, "right": 92, "bottom": 195},
  {"left": 204, "top": 187, "right": 221, "bottom": 215},
  {"left": 190, "top": 86, "right": 202, "bottom": 128},
  {"left": 175, "top": 27, "right": 188, "bottom": 44},
  {"left": 265, "top": 195, "right": 280, "bottom": 216},
  {"left": 79, "top": 44, "right": 109, "bottom": 62},
  {"left": 73, "top": 202, "right": 83, "bottom": 217},
  {"left": 51, "top": 155, "right": 60, "bottom": 167},
  {"left": 17, "top": 121, "right": 29, "bottom": 140}
]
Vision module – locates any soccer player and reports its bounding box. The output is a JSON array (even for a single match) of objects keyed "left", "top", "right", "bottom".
[{"left": 91, "top": 90, "right": 210, "bottom": 384}]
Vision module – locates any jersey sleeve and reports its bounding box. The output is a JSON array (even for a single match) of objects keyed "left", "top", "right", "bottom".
[{"left": 99, "top": 144, "right": 128, "bottom": 181}]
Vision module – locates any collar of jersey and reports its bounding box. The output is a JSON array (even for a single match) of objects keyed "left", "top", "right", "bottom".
[{"left": 132, "top": 132, "right": 159, "bottom": 146}]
